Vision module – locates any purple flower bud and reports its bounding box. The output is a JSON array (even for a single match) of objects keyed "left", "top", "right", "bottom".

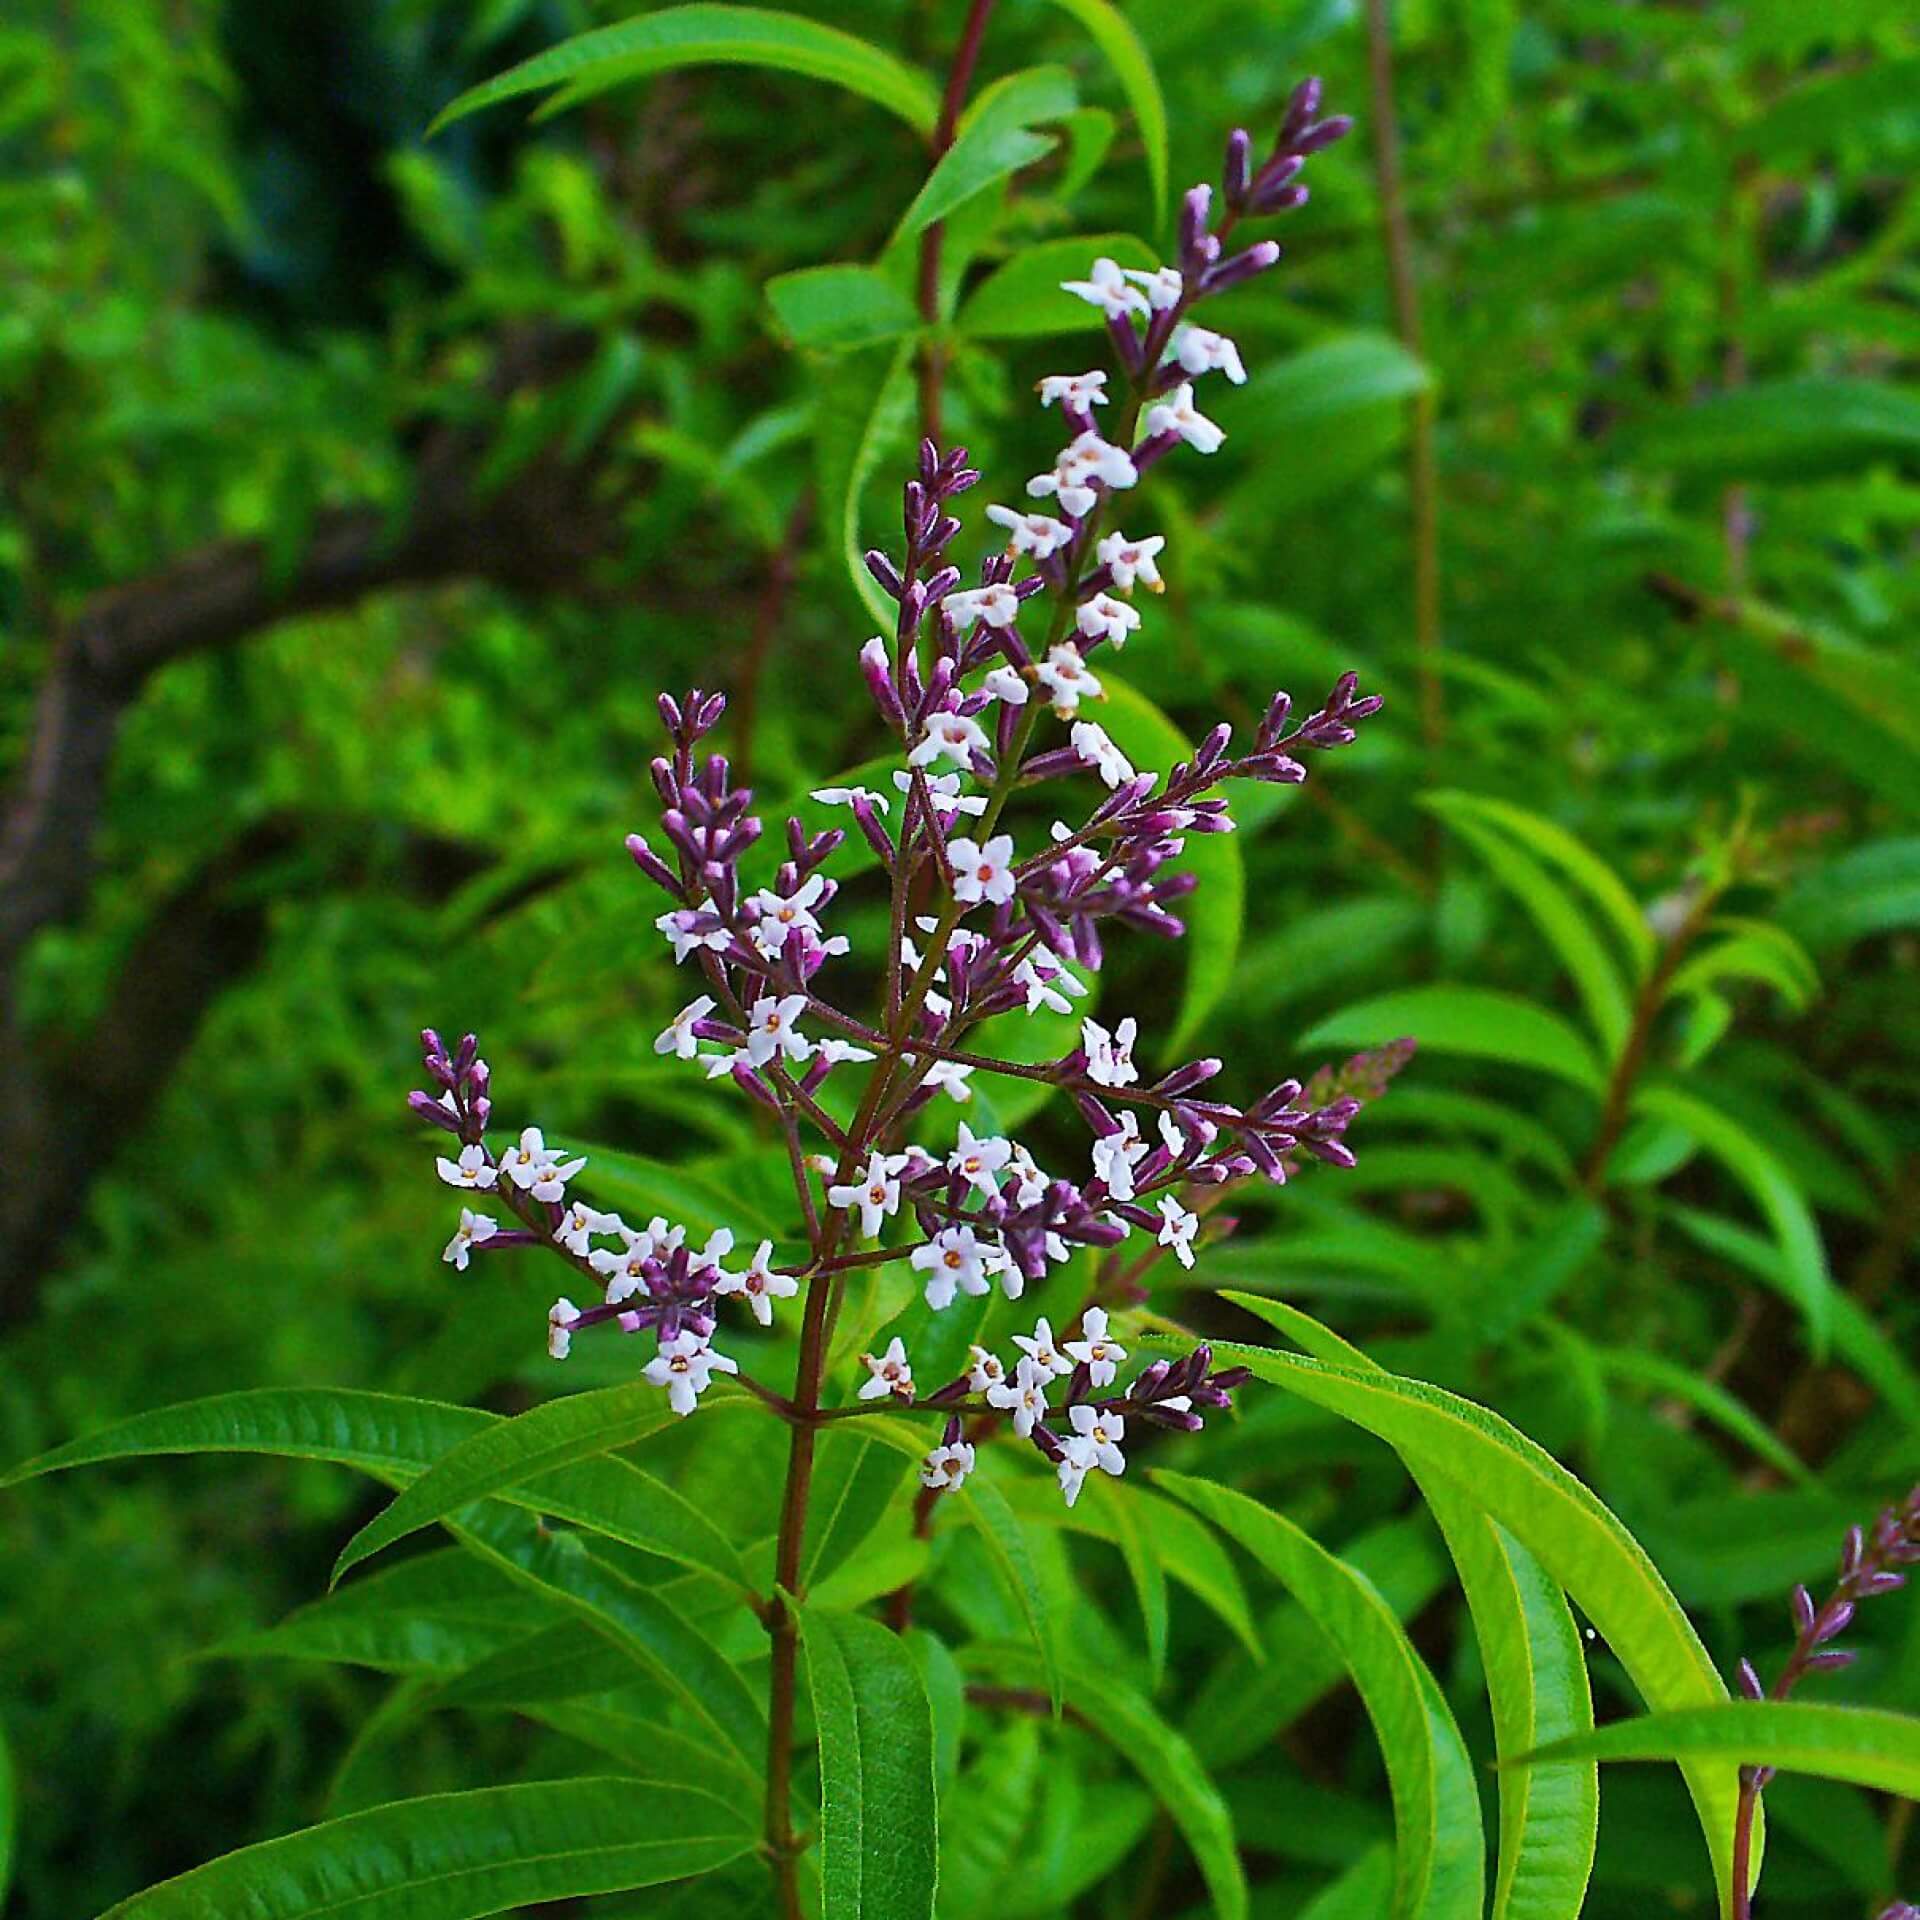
[
  {"left": 859, "top": 637, "right": 905, "bottom": 729},
  {"left": 1736, "top": 1657, "right": 1766, "bottom": 1700},
  {"left": 1281, "top": 76, "right": 1323, "bottom": 143},
  {"left": 407, "top": 1089, "right": 462, "bottom": 1134},
  {"left": 657, "top": 691, "right": 683, "bottom": 734},
  {"left": 1803, "top": 1648, "right": 1858, "bottom": 1673},
  {"left": 1294, "top": 114, "right": 1354, "bottom": 154},
  {"left": 1201, "top": 240, "right": 1281, "bottom": 295},
  {"left": 1223, "top": 127, "right": 1252, "bottom": 203},
  {"left": 865, "top": 549, "right": 904, "bottom": 598},
  {"left": 1791, "top": 1584, "right": 1817, "bottom": 1633},
  {"left": 1253, "top": 182, "right": 1310, "bottom": 216},
  {"left": 1812, "top": 1600, "right": 1855, "bottom": 1645}
]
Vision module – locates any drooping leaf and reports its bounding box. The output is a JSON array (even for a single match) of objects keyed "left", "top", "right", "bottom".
[
  {"left": 96, "top": 1778, "right": 754, "bottom": 1919},
  {"left": 895, "top": 68, "right": 1078, "bottom": 239},
  {"left": 429, "top": 6, "right": 941, "bottom": 136},
  {"left": 1157, "top": 1472, "right": 1486, "bottom": 1920},
  {"left": 1039, "top": 0, "right": 1167, "bottom": 213},
  {"left": 801, "top": 1602, "right": 939, "bottom": 1920},
  {"left": 1628, "top": 379, "right": 1920, "bottom": 482},
  {"left": 1090, "top": 1471, "right": 1170, "bottom": 1685},
  {"left": 1216, "top": 333, "right": 1432, "bottom": 441},
  {"left": 331, "top": 1384, "right": 750, "bottom": 1591},
  {"left": 1301, "top": 986, "right": 1606, "bottom": 1094},
  {"left": 1515, "top": 1703, "right": 1920, "bottom": 1801}
]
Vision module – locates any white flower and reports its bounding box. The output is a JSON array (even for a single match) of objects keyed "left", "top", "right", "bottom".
[
  {"left": 911, "top": 1225, "right": 996, "bottom": 1310},
  {"left": 436, "top": 1144, "right": 497, "bottom": 1191},
  {"left": 656, "top": 909, "right": 730, "bottom": 964},
  {"left": 1157, "top": 1195, "right": 1200, "bottom": 1269},
  {"left": 1123, "top": 264, "right": 1183, "bottom": 310},
  {"left": 1096, "top": 530, "right": 1167, "bottom": 594},
  {"left": 897, "top": 768, "right": 988, "bottom": 817},
  {"left": 828, "top": 1150, "right": 905, "bottom": 1240},
  {"left": 704, "top": 1049, "right": 749, "bottom": 1081},
  {"left": 910, "top": 709, "right": 992, "bottom": 769},
  {"left": 654, "top": 994, "right": 717, "bottom": 1060},
  {"left": 859, "top": 1337, "right": 914, "bottom": 1401},
  {"left": 1008, "top": 953, "right": 1077, "bottom": 1016},
  {"left": 1057, "top": 1458, "right": 1088, "bottom": 1506},
  {"left": 1076, "top": 593, "right": 1141, "bottom": 648},
  {"left": 502, "top": 1126, "right": 587, "bottom": 1202},
  {"left": 547, "top": 1297, "right": 580, "bottom": 1360},
  {"left": 921, "top": 1058, "right": 976, "bottom": 1103},
  {"left": 1065, "top": 1306, "right": 1128, "bottom": 1388},
  {"left": 1171, "top": 323, "right": 1247, "bottom": 384},
  {"left": 1069, "top": 720, "right": 1136, "bottom": 791},
  {"left": 1006, "top": 1145, "right": 1050, "bottom": 1209},
  {"left": 1028, "top": 431, "right": 1138, "bottom": 519},
  {"left": 589, "top": 1220, "right": 656, "bottom": 1304},
  {"left": 746, "top": 876, "right": 829, "bottom": 960},
  {"left": 1060, "top": 256, "right": 1149, "bottom": 320},
  {"left": 1013, "top": 1316, "right": 1073, "bottom": 1381},
  {"left": 1038, "top": 369, "right": 1110, "bottom": 411},
  {"left": 745, "top": 994, "right": 812, "bottom": 1068},
  {"left": 981, "top": 665, "right": 1029, "bottom": 707},
  {"left": 966, "top": 1344, "right": 1008, "bottom": 1393},
  {"left": 644, "top": 1329, "right": 738, "bottom": 1416},
  {"left": 711, "top": 1238, "right": 797, "bottom": 1326},
  {"left": 1081, "top": 1016, "right": 1139, "bottom": 1089},
  {"left": 1145, "top": 381, "right": 1225, "bottom": 454},
  {"left": 987, "top": 1356, "right": 1051, "bottom": 1437},
  {"left": 1061, "top": 1402, "right": 1127, "bottom": 1489},
  {"left": 948, "top": 833, "right": 1017, "bottom": 907},
  {"left": 944, "top": 584, "right": 1022, "bottom": 630},
  {"left": 1034, "top": 643, "right": 1101, "bottom": 717},
  {"left": 554, "top": 1200, "right": 619, "bottom": 1257},
  {"left": 993, "top": 1246, "right": 1026, "bottom": 1302},
  {"left": 812, "top": 784, "right": 891, "bottom": 814},
  {"left": 947, "top": 1121, "right": 1013, "bottom": 1197},
  {"left": 816, "top": 1037, "right": 876, "bottom": 1066},
  {"left": 443, "top": 1207, "right": 498, "bottom": 1271},
  {"left": 985, "top": 504, "right": 1075, "bottom": 559},
  {"left": 1091, "top": 1112, "right": 1147, "bottom": 1202},
  {"left": 921, "top": 1438, "right": 976, "bottom": 1491}
]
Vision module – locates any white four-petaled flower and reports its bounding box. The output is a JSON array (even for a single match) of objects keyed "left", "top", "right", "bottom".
[
  {"left": 655, "top": 910, "right": 730, "bottom": 964},
  {"left": 589, "top": 1219, "right": 657, "bottom": 1304},
  {"left": 984, "top": 504, "right": 1075, "bottom": 558},
  {"left": 745, "top": 994, "right": 812, "bottom": 1068},
  {"left": 503, "top": 1127, "right": 587, "bottom": 1202},
  {"left": 811, "top": 784, "right": 891, "bottom": 814},
  {"left": 1091, "top": 1112, "right": 1147, "bottom": 1201},
  {"left": 1096, "top": 530, "right": 1166, "bottom": 593},
  {"left": 911, "top": 1225, "right": 996, "bottom": 1310},
  {"left": 981, "top": 665, "right": 1029, "bottom": 707},
  {"left": 1037, "top": 369, "right": 1109, "bottom": 411},
  {"left": 897, "top": 768, "right": 988, "bottom": 817},
  {"left": 655, "top": 994, "right": 717, "bottom": 1059},
  {"left": 1157, "top": 1195, "right": 1200, "bottom": 1269},
  {"left": 1123, "top": 264, "right": 1183, "bottom": 310},
  {"left": 1034, "top": 643, "right": 1101, "bottom": 717},
  {"left": 711, "top": 1238, "right": 798, "bottom": 1326},
  {"left": 1065, "top": 1306, "right": 1128, "bottom": 1388},
  {"left": 1145, "top": 381, "right": 1226, "bottom": 454},
  {"left": 1059, "top": 1402, "right": 1126, "bottom": 1504},
  {"left": 644, "top": 1329, "right": 738, "bottom": 1416},
  {"left": 1081, "top": 1016, "right": 1139, "bottom": 1088},
  {"left": 1171, "top": 323, "right": 1247, "bottom": 384},
  {"left": 827, "top": 1150, "right": 906, "bottom": 1239},
  {"left": 1013, "top": 1316, "right": 1073, "bottom": 1380},
  {"left": 436, "top": 1144, "right": 497, "bottom": 1190},
  {"left": 547, "top": 1297, "right": 580, "bottom": 1360},
  {"left": 859, "top": 1337, "right": 914, "bottom": 1400},
  {"left": 987, "top": 1356, "right": 1051, "bottom": 1437},
  {"left": 1028, "top": 432, "right": 1138, "bottom": 519},
  {"left": 921, "top": 1058, "right": 976, "bottom": 1103},
  {"left": 910, "top": 710, "right": 993, "bottom": 769},
  {"left": 966, "top": 1344, "right": 1007, "bottom": 1392},
  {"left": 947, "top": 1121, "right": 1012, "bottom": 1197},
  {"left": 443, "top": 1208, "right": 498, "bottom": 1270},
  {"left": 920, "top": 1439, "right": 976, "bottom": 1491},
  {"left": 944, "top": 584, "right": 1022, "bottom": 630},
  {"left": 1060, "top": 256, "right": 1149, "bottom": 320},
  {"left": 554, "top": 1200, "right": 619, "bottom": 1257},
  {"left": 746, "top": 876, "right": 829, "bottom": 960},
  {"left": 948, "top": 833, "right": 1017, "bottom": 907},
  {"left": 1076, "top": 593, "right": 1141, "bottom": 648}
]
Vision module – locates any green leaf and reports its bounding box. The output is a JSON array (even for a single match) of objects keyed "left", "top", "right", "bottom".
[
  {"left": 1156, "top": 1472, "right": 1486, "bottom": 1920},
  {"left": 955, "top": 232, "right": 1158, "bottom": 338},
  {"left": 1628, "top": 1086, "right": 1833, "bottom": 1355},
  {"left": 800, "top": 1426, "right": 915, "bottom": 1588},
  {"left": 96, "top": 1778, "right": 754, "bottom": 1919},
  {"left": 1038, "top": 0, "right": 1167, "bottom": 214},
  {"left": 1300, "top": 1845, "right": 1396, "bottom": 1919},
  {"left": 1184, "top": 1303, "right": 1746, "bottom": 1912},
  {"left": 1628, "top": 379, "right": 1920, "bottom": 482},
  {"left": 570, "top": 1139, "right": 793, "bottom": 1244},
  {"left": 766, "top": 265, "right": 921, "bottom": 350},
  {"left": 1780, "top": 836, "right": 1920, "bottom": 949},
  {"left": 1300, "top": 986, "right": 1606, "bottom": 1094},
  {"left": 1516, "top": 1703, "right": 1920, "bottom": 1801},
  {"left": 1422, "top": 798, "right": 1633, "bottom": 1055},
  {"left": 801, "top": 1602, "right": 939, "bottom": 1920},
  {"left": 331, "top": 1385, "right": 750, "bottom": 1591},
  {"left": 1097, "top": 671, "right": 1244, "bottom": 1053},
  {"left": 1217, "top": 333, "right": 1432, "bottom": 438},
  {"left": 0, "top": 1711, "right": 14, "bottom": 1915},
  {"left": 953, "top": 1470, "right": 1064, "bottom": 1716},
  {"left": 895, "top": 67, "right": 1077, "bottom": 239},
  {"left": 1588, "top": 1343, "right": 1818, "bottom": 1487},
  {"left": 429, "top": 6, "right": 941, "bottom": 137},
  {"left": 820, "top": 338, "right": 918, "bottom": 630},
  {"left": 1090, "top": 1471, "right": 1169, "bottom": 1685}
]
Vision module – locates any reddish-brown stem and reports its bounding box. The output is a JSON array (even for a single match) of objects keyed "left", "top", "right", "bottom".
[{"left": 916, "top": 0, "right": 998, "bottom": 441}]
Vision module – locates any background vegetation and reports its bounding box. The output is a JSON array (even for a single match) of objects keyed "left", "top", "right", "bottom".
[{"left": 0, "top": 1, "right": 1914, "bottom": 1915}]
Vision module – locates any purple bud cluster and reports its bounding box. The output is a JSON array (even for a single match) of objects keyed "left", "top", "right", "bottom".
[{"left": 409, "top": 1029, "right": 489, "bottom": 1142}]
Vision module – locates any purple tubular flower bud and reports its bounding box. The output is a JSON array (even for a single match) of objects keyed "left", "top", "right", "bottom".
[
  {"left": 1224, "top": 128, "right": 1252, "bottom": 203},
  {"left": 1813, "top": 1600, "right": 1855, "bottom": 1645},
  {"left": 407, "top": 1089, "right": 462, "bottom": 1133},
  {"left": 419, "top": 1026, "right": 446, "bottom": 1061},
  {"left": 1180, "top": 183, "right": 1213, "bottom": 265},
  {"left": 1736, "top": 1657, "right": 1765, "bottom": 1700},
  {"left": 696, "top": 691, "right": 728, "bottom": 735},
  {"left": 1860, "top": 1568, "right": 1908, "bottom": 1596},
  {"left": 625, "top": 832, "right": 680, "bottom": 893},
  {"left": 865, "top": 549, "right": 904, "bottom": 598},
  {"left": 1282, "top": 76, "right": 1323, "bottom": 142},
  {"left": 1790, "top": 1584, "right": 1817, "bottom": 1634},
  {"left": 858, "top": 638, "right": 906, "bottom": 729},
  {"left": 1294, "top": 114, "right": 1354, "bottom": 154},
  {"left": 657, "top": 691, "right": 683, "bottom": 734},
  {"left": 1254, "top": 182, "right": 1310, "bottom": 216},
  {"left": 1802, "top": 1649, "right": 1858, "bottom": 1673},
  {"left": 1201, "top": 240, "right": 1282, "bottom": 295}
]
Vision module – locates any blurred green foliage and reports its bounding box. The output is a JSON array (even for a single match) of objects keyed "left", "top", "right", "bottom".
[{"left": 0, "top": 1, "right": 1914, "bottom": 1915}]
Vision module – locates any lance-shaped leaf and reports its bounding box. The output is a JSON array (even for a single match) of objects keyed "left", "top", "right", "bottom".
[
  {"left": 1301, "top": 986, "right": 1606, "bottom": 1094},
  {"left": 1039, "top": 0, "right": 1166, "bottom": 212},
  {"left": 1514, "top": 1702, "right": 1920, "bottom": 1801},
  {"left": 429, "top": 5, "right": 941, "bottom": 136},
  {"left": 1156, "top": 1471, "right": 1485, "bottom": 1920},
  {"left": 1169, "top": 1302, "right": 1747, "bottom": 1912},
  {"left": 896, "top": 67, "right": 1078, "bottom": 238},
  {"left": 94, "top": 1777, "right": 753, "bottom": 1919},
  {"left": 331, "top": 1384, "right": 748, "bottom": 1591},
  {"left": 801, "top": 1601, "right": 939, "bottom": 1920}
]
